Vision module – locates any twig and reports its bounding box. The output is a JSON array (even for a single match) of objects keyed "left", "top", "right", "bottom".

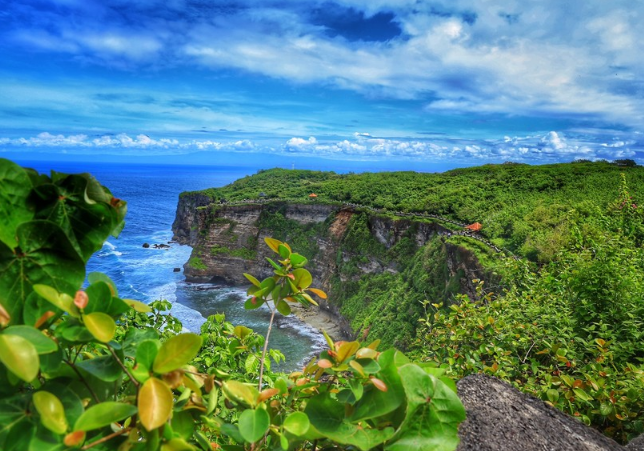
[
  {"left": 65, "top": 359, "right": 100, "bottom": 404},
  {"left": 108, "top": 346, "right": 140, "bottom": 387},
  {"left": 522, "top": 341, "right": 537, "bottom": 364},
  {"left": 258, "top": 306, "right": 276, "bottom": 390},
  {"left": 81, "top": 427, "right": 130, "bottom": 450}
]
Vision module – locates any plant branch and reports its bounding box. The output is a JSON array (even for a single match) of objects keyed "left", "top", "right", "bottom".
[
  {"left": 258, "top": 307, "right": 276, "bottom": 390},
  {"left": 108, "top": 346, "right": 140, "bottom": 387},
  {"left": 65, "top": 359, "right": 100, "bottom": 404},
  {"left": 81, "top": 427, "right": 131, "bottom": 450}
]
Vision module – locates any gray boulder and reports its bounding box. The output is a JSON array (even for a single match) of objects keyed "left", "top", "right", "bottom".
[{"left": 456, "top": 374, "right": 624, "bottom": 451}]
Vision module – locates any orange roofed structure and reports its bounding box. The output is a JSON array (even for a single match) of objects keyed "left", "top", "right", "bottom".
[
  {"left": 308, "top": 193, "right": 318, "bottom": 199},
  {"left": 464, "top": 222, "right": 482, "bottom": 232}
]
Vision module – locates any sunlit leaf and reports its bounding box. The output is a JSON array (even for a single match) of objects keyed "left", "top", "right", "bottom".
[
  {"left": 33, "top": 284, "right": 79, "bottom": 318},
  {"left": 292, "top": 268, "right": 312, "bottom": 289},
  {"left": 87, "top": 272, "right": 118, "bottom": 296},
  {"left": 74, "top": 402, "right": 137, "bottom": 432},
  {"left": 123, "top": 298, "right": 152, "bottom": 313},
  {"left": 222, "top": 380, "right": 259, "bottom": 408},
  {"left": 3, "top": 325, "right": 57, "bottom": 354},
  {"left": 0, "top": 333, "right": 39, "bottom": 382},
  {"left": 283, "top": 412, "right": 310, "bottom": 436},
  {"left": 264, "top": 238, "right": 282, "bottom": 253},
  {"left": 308, "top": 288, "right": 327, "bottom": 299},
  {"left": 243, "top": 273, "right": 261, "bottom": 287},
  {"left": 138, "top": 377, "right": 173, "bottom": 431},
  {"left": 33, "top": 391, "right": 68, "bottom": 434},
  {"left": 84, "top": 312, "right": 116, "bottom": 343},
  {"left": 153, "top": 333, "right": 202, "bottom": 374}
]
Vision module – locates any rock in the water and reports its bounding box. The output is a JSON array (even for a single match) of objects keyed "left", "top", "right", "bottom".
[
  {"left": 456, "top": 374, "right": 624, "bottom": 451},
  {"left": 142, "top": 243, "right": 150, "bottom": 248},
  {"left": 173, "top": 268, "right": 181, "bottom": 272}
]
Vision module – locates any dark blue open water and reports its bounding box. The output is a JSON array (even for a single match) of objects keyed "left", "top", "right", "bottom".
[{"left": 19, "top": 161, "right": 326, "bottom": 371}]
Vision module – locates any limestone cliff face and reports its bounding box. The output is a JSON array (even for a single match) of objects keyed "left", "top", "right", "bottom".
[{"left": 172, "top": 195, "right": 491, "bottom": 337}]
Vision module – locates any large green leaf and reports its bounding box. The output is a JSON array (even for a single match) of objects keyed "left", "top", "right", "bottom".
[
  {"left": 76, "top": 355, "right": 122, "bottom": 382},
  {"left": 0, "top": 159, "right": 34, "bottom": 249},
  {"left": 384, "top": 364, "right": 465, "bottom": 451},
  {"left": 306, "top": 393, "right": 395, "bottom": 450},
  {"left": 238, "top": 408, "right": 270, "bottom": 443},
  {"left": 0, "top": 396, "right": 29, "bottom": 448},
  {"left": 31, "top": 175, "right": 125, "bottom": 261},
  {"left": 33, "top": 391, "right": 68, "bottom": 435},
  {"left": 74, "top": 402, "right": 137, "bottom": 431},
  {"left": 350, "top": 349, "right": 405, "bottom": 422},
  {"left": 3, "top": 325, "right": 57, "bottom": 354},
  {"left": 153, "top": 333, "right": 202, "bottom": 374},
  {"left": 292, "top": 268, "right": 312, "bottom": 289},
  {"left": 84, "top": 281, "right": 129, "bottom": 317},
  {"left": 0, "top": 334, "right": 39, "bottom": 382},
  {"left": 138, "top": 377, "right": 173, "bottom": 431},
  {"left": 83, "top": 312, "right": 116, "bottom": 343},
  {"left": 0, "top": 221, "right": 85, "bottom": 326}
]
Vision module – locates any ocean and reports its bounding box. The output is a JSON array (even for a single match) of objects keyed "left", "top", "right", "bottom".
[{"left": 18, "top": 161, "right": 327, "bottom": 372}]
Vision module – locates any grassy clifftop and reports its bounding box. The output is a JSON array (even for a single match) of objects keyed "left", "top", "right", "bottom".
[{"left": 184, "top": 161, "right": 644, "bottom": 263}]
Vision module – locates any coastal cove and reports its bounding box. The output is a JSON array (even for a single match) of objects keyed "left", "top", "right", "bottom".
[{"left": 15, "top": 160, "right": 342, "bottom": 371}]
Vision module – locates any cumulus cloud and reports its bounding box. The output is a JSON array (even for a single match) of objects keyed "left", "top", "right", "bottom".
[{"left": 4, "top": 0, "right": 644, "bottom": 128}]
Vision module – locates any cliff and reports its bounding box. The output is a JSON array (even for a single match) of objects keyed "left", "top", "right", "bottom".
[{"left": 172, "top": 195, "right": 494, "bottom": 348}]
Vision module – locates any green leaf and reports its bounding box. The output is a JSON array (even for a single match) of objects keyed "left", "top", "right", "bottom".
[
  {"left": 0, "top": 334, "right": 39, "bottom": 382},
  {"left": 161, "top": 437, "right": 195, "bottom": 451},
  {"left": 292, "top": 268, "right": 312, "bottom": 289},
  {"left": 276, "top": 299, "right": 291, "bottom": 316},
  {"left": 0, "top": 220, "right": 85, "bottom": 326},
  {"left": 278, "top": 244, "right": 291, "bottom": 259},
  {"left": 385, "top": 364, "right": 465, "bottom": 451},
  {"left": 138, "top": 377, "right": 173, "bottom": 431},
  {"left": 76, "top": 355, "right": 122, "bottom": 382},
  {"left": 153, "top": 333, "right": 202, "bottom": 374},
  {"left": 74, "top": 402, "right": 137, "bottom": 431},
  {"left": 87, "top": 272, "right": 118, "bottom": 296},
  {"left": 243, "top": 273, "right": 261, "bottom": 287},
  {"left": 283, "top": 412, "right": 310, "bottom": 436},
  {"left": 238, "top": 408, "right": 270, "bottom": 443},
  {"left": 573, "top": 388, "right": 593, "bottom": 402},
  {"left": 136, "top": 340, "right": 160, "bottom": 370},
  {"left": 222, "top": 380, "right": 259, "bottom": 408},
  {"left": 84, "top": 281, "right": 130, "bottom": 317},
  {"left": 31, "top": 175, "right": 124, "bottom": 261},
  {"left": 33, "top": 391, "right": 68, "bottom": 434},
  {"left": 3, "top": 325, "right": 57, "bottom": 354},
  {"left": 266, "top": 257, "right": 282, "bottom": 271},
  {"left": 350, "top": 349, "right": 404, "bottom": 422},
  {"left": 244, "top": 296, "right": 264, "bottom": 310},
  {"left": 546, "top": 389, "right": 559, "bottom": 404},
  {"left": 32, "top": 284, "right": 79, "bottom": 318},
  {"left": 264, "top": 238, "right": 283, "bottom": 253},
  {"left": 0, "top": 158, "right": 34, "bottom": 249},
  {"left": 123, "top": 298, "right": 152, "bottom": 312},
  {"left": 289, "top": 253, "right": 308, "bottom": 267},
  {"left": 83, "top": 312, "right": 116, "bottom": 343},
  {"left": 306, "top": 393, "right": 395, "bottom": 450}
]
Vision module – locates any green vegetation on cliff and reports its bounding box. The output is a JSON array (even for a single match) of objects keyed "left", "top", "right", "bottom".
[
  {"left": 185, "top": 161, "right": 644, "bottom": 263},
  {"left": 184, "top": 161, "right": 644, "bottom": 443}
]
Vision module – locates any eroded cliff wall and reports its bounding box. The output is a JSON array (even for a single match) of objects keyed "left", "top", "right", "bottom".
[{"left": 172, "top": 195, "right": 493, "bottom": 348}]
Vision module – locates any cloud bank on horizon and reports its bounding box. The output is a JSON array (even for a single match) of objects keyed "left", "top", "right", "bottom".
[{"left": 1, "top": 0, "right": 643, "bottom": 165}]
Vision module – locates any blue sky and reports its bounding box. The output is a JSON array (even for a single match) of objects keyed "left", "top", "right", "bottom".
[{"left": 1, "top": 0, "right": 643, "bottom": 168}]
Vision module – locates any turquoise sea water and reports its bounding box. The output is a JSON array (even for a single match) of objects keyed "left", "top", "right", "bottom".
[{"left": 19, "top": 161, "right": 327, "bottom": 371}]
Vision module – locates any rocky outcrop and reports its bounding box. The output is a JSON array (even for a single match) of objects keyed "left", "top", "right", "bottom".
[
  {"left": 457, "top": 374, "right": 625, "bottom": 451},
  {"left": 172, "top": 196, "right": 492, "bottom": 336}
]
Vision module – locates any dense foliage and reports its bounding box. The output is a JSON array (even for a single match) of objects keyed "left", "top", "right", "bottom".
[
  {"left": 185, "top": 161, "right": 644, "bottom": 444},
  {"left": 189, "top": 161, "right": 644, "bottom": 263},
  {"left": 0, "top": 158, "right": 465, "bottom": 451}
]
